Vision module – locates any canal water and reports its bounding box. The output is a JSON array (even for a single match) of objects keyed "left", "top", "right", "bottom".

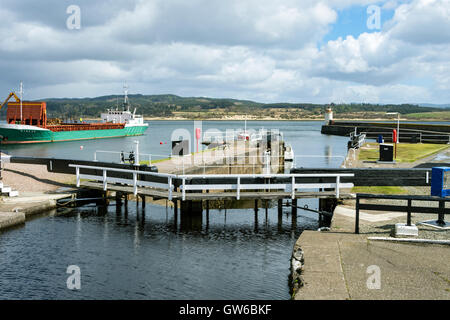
[{"left": 0, "top": 121, "right": 348, "bottom": 299}]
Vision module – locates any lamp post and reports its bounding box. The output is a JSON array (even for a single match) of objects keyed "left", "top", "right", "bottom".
[{"left": 134, "top": 140, "right": 140, "bottom": 166}]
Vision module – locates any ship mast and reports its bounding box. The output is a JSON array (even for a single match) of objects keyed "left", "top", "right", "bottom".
[
  {"left": 123, "top": 83, "right": 130, "bottom": 112},
  {"left": 19, "top": 81, "right": 24, "bottom": 124}
]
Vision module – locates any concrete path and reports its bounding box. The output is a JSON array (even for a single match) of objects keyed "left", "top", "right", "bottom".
[{"left": 294, "top": 230, "right": 450, "bottom": 300}]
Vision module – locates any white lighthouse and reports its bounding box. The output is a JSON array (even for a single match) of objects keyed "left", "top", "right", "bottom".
[{"left": 324, "top": 106, "right": 333, "bottom": 124}]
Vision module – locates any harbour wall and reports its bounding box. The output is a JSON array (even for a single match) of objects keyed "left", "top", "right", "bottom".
[
  {"left": 322, "top": 121, "right": 450, "bottom": 143},
  {"left": 0, "top": 195, "right": 72, "bottom": 231}
]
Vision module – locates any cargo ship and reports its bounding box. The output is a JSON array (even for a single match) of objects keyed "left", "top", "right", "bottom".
[{"left": 0, "top": 84, "right": 148, "bottom": 144}]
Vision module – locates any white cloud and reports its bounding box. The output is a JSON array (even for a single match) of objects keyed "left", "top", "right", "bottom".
[
  {"left": 387, "top": 0, "right": 450, "bottom": 44},
  {"left": 0, "top": 0, "right": 449, "bottom": 104}
]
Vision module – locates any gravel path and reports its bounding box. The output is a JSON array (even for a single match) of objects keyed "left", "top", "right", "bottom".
[{"left": 1, "top": 162, "right": 75, "bottom": 193}]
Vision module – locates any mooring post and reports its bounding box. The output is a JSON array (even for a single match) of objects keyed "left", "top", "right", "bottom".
[{"left": 254, "top": 199, "right": 258, "bottom": 213}]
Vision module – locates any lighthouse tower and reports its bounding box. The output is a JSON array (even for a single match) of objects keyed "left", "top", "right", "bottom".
[{"left": 324, "top": 106, "right": 333, "bottom": 124}]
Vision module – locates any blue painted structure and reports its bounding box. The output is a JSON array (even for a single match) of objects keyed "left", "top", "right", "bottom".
[{"left": 431, "top": 167, "right": 450, "bottom": 197}]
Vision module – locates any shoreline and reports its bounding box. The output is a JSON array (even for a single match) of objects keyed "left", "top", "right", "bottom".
[{"left": 79, "top": 117, "right": 449, "bottom": 122}]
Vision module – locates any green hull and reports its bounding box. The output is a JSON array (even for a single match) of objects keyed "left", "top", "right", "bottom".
[{"left": 0, "top": 124, "right": 148, "bottom": 144}]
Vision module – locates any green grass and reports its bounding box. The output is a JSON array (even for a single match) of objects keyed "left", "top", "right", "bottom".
[
  {"left": 358, "top": 142, "right": 449, "bottom": 163},
  {"left": 139, "top": 158, "right": 170, "bottom": 165},
  {"left": 406, "top": 111, "right": 450, "bottom": 120},
  {"left": 351, "top": 186, "right": 409, "bottom": 195}
]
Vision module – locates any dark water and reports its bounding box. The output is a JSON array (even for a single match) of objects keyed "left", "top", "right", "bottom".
[{"left": 0, "top": 121, "right": 349, "bottom": 299}]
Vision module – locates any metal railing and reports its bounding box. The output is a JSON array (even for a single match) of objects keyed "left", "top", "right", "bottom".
[
  {"left": 177, "top": 172, "right": 354, "bottom": 201},
  {"left": 69, "top": 164, "right": 176, "bottom": 199},
  {"left": 360, "top": 131, "right": 450, "bottom": 144},
  {"left": 355, "top": 193, "right": 450, "bottom": 234},
  {"left": 93, "top": 150, "right": 169, "bottom": 165},
  {"left": 69, "top": 164, "right": 354, "bottom": 201}
]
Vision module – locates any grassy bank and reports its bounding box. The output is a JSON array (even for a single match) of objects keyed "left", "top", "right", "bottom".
[
  {"left": 405, "top": 111, "right": 450, "bottom": 121},
  {"left": 351, "top": 186, "right": 409, "bottom": 194},
  {"left": 358, "top": 142, "right": 449, "bottom": 163}
]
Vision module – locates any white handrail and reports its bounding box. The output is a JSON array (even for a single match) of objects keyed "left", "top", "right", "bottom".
[
  {"left": 69, "top": 164, "right": 177, "bottom": 178},
  {"left": 69, "top": 163, "right": 354, "bottom": 201}
]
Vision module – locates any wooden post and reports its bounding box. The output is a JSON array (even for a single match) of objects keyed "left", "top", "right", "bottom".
[
  {"left": 291, "top": 198, "right": 297, "bottom": 228},
  {"left": 115, "top": 192, "right": 122, "bottom": 206},
  {"left": 292, "top": 198, "right": 297, "bottom": 216},
  {"left": 278, "top": 199, "right": 283, "bottom": 230},
  {"left": 141, "top": 195, "right": 146, "bottom": 208},
  {"left": 278, "top": 199, "right": 283, "bottom": 217},
  {"left": 265, "top": 200, "right": 268, "bottom": 217}
]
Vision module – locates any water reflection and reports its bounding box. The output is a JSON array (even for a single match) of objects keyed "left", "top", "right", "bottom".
[{"left": 324, "top": 145, "right": 332, "bottom": 166}]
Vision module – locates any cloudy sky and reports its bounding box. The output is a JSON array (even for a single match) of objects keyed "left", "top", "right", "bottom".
[{"left": 0, "top": 0, "right": 449, "bottom": 104}]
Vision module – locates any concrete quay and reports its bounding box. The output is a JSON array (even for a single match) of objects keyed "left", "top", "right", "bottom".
[
  {"left": 292, "top": 230, "right": 450, "bottom": 300},
  {"left": 291, "top": 146, "right": 450, "bottom": 300},
  {"left": 0, "top": 192, "right": 75, "bottom": 231}
]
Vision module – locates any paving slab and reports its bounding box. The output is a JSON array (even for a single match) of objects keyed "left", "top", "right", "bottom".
[{"left": 293, "top": 230, "right": 450, "bottom": 300}]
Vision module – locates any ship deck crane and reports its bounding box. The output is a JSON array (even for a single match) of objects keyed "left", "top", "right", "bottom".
[{"left": 0, "top": 92, "right": 21, "bottom": 111}]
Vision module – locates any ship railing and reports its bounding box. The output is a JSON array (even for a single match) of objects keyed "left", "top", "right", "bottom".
[{"left": 69, "top": 163, "right": 354, "bottom": 201}]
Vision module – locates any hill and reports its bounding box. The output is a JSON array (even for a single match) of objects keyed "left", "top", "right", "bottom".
[{"left": 1, "top": 94, "right": 445, "bottom": 120}]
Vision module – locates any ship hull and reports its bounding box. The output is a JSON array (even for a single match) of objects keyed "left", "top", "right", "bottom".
[{"left": 0, "top": 123, "right": 148, "bottom": 144}]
